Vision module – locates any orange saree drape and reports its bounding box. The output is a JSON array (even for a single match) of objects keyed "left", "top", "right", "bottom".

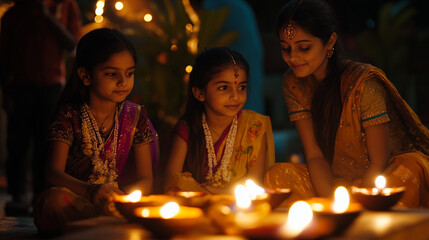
[{"left": 266, "top": 60, "right": 429, "bottom": 208}]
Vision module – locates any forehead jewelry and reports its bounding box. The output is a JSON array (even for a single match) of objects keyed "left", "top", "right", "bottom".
[
  {"left": 284, "top": 0, "right": 304, "bottom": 40},
  {"left": 225, "top": 51, "right": 239, "bottom": 79}
]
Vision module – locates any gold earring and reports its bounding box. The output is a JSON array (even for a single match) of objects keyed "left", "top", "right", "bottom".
[{"left": 326, "top": 47, "right": 334, "bottom": 58}]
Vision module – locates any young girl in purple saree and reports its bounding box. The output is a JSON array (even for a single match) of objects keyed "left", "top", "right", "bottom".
[{"left": 33, "top": 28, "right": 157, "bottom": 235}]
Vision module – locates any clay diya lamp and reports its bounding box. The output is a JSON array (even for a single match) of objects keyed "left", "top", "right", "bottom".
[
  {"left": 134, "top": 202, "right": 206, "bottom": 238},
  {"left": 351, "top": 176, "right": 405, "bottom": 211},
  {"left": 114, "top": 190, "right": 176, "bottom": 221}
]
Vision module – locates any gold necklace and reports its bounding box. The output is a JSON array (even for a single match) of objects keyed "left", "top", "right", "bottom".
[{"left": 95, "top": 108, "right": 116, "bottom": 133}]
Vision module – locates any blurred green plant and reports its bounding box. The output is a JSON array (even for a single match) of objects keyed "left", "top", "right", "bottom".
[
  {"left": 100, "top": 0, "right": 239, "bottom": 127},
  {"left": 356, "top": 1, "right": 416, "bottom": 97}
]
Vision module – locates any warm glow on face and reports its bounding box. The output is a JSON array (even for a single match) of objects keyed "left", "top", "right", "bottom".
[
  {"left": 235, "top": 184, "right": 251, "bottom": 210},
  {"left": 375, "top": 175, "right": 386, "bottom": 189},
  {"left": 144, "top": 14, "right": 153, "bottom": 22},
  {"left": 115, "top": 1, "right": 124, "bottom": 10},
  {"left": 332, "top": 186, "right": 350, "bottom": 213},
  {"left": 124, "top": 190, "right": 142, "bottom": 203},
  {"left": 245, "top": 179, "right": 265, "bottom": 200},
  {"left": 282, "top": 201, "right": 313, "bottom": 238},
  {"left": 160, "top": 202, "right": 180, "bottom": 219}
]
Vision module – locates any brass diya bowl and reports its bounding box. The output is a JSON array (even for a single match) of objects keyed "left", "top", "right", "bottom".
[
  {"left": 264, "top": 188, "right": 291, "bottom": 210},
  {"left": 114, "top": 194, "right": 176, "bottom": 221},
  {"left": 299, "top": 198, "right": 362, "bottom": 238},
  {"left": 170, "top": 191, "right": 211, "bottom": 209},
  {"left": 134, "top": 205, "right": 206, "bottom": 238},
  {"left": 351, "top": 186, "right": 406, "bottom": 211}
]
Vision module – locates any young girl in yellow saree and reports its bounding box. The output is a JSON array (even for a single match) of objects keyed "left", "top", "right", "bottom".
[
  {"left": 266, "top": 0, "right": 429, "bottom": 208},
  {"left": 165, "top": 47, "right": 275, "bottom": 194}
]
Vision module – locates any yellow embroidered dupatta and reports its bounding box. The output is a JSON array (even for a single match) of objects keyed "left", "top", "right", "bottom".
[
  {"left": 165, "top": 110, "right": 275, "bottom": 192},
  {"left": 333, "top": 60, "right": 429, "bottom": 183}
]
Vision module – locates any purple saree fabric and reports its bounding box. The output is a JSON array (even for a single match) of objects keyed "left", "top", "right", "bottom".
[{"left": 113, "top": 101, "right": 140, "bottom": 177}]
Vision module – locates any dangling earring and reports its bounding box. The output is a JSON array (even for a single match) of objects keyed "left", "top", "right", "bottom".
[{"left": 326, "top": 47, "right": 334, "bottom": 58}]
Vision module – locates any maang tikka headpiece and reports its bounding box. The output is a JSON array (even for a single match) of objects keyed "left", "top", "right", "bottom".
[
  {"left": 284, "top": 0, "right": 304, "bottom": 40},
  {"left": 225, "top": 51, "right": 239, "bottom": 79}
]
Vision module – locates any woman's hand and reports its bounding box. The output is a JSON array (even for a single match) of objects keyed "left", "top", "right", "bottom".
[
  {"left": 295, "top": 118, "right": 334, "bottom": 197},
  {"left": 362, "top": 123, "right": 389, "bottom": 187}
]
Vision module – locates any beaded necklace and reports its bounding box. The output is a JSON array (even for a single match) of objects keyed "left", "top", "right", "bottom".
[
  {"left": 81, "top": 104, "right": 120, "bottom": 186},
  {"left": 202, "top": 113, "right": 238, "bottom": 187}
]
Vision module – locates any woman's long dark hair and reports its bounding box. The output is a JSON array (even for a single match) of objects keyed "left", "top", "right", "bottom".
[
  {"left": 58, "top": 28, "right": 137, "bottom": 107},
  {"left": 277, "top": 0, "right": 343, "bottom": 162},
  {"left": 183, "top": 47, "right": 249, "bottom": 182}
]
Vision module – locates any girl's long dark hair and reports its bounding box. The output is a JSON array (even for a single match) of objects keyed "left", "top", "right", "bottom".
[
  {"left": 183, "top": 47, "right": 249, "bottom": 182},
  {"left": 58, "top": 28, "right": 137, "bottom": 107},
  {"left": 277, "top": 0, "right": 343, "bottom": 162}
]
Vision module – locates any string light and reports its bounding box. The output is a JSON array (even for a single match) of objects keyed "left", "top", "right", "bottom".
[
  {"left": 94, "top": 15, "right": 104, "bottom": 23},
  {"left": 94, "top": 0, "right": 105, "bottom": 23},
  {"left": 96, "top": 1, "right": 105, "bottom": 8},
  {"left": 185, "top": 65, "right": 193, "bottom": 73},
  {"left": 144, "top": 13, "right": 152, "bottom": 22},
  {"left": 115, "top": 1, "right": 124, "bottom": 11},
  {"left": 182, "top": 0, "right": 200, "bottom": 54},
  {"left": 95, "top": 7, "right": 104, "bottom": 15}
]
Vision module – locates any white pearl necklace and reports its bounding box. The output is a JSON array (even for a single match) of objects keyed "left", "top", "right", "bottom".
[
  {"left": 81, "top": 104, "right": 119, "bottom": 186},
  {"left": 202, "top": 113, "right": 238, "bottom": 187}
]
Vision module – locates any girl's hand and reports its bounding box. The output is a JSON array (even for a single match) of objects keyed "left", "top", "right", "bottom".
[{"left": 89, "top": 183, "right": 124, "bottom": 206}]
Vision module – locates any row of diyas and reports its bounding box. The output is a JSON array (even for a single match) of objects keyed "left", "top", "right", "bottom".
[
  {"left": 209, "top": 185, "right": 362, "bottom": 239},
  {"left": 114, "top": 176, "right": 405, "bottom": 238}
]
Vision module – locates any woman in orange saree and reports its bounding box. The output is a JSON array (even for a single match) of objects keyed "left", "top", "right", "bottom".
[{"left": 266, "top": 0, "right": 429, "bottom": 208}]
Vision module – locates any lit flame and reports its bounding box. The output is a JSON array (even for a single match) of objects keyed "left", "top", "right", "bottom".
[
  {"left": 160, "top": 202, "right": 179, "bottom": 219},
  {"left": 123, "top": 190, "right": 142, "bottom": 203},
  {"left": 245, "top": 180, "right": 265, "bottom": 200},
  {"left": 332, "top": 186, "right": 349, "bottom": 213},
  {"left": 375, "top": 175, "right": 386, "bottom": 189},
  {"left": 235, "top": 184, "right": 251, "bottom": 210},
  {"left": 282, "top": 201, "right": 313, "bottom": 238}
]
